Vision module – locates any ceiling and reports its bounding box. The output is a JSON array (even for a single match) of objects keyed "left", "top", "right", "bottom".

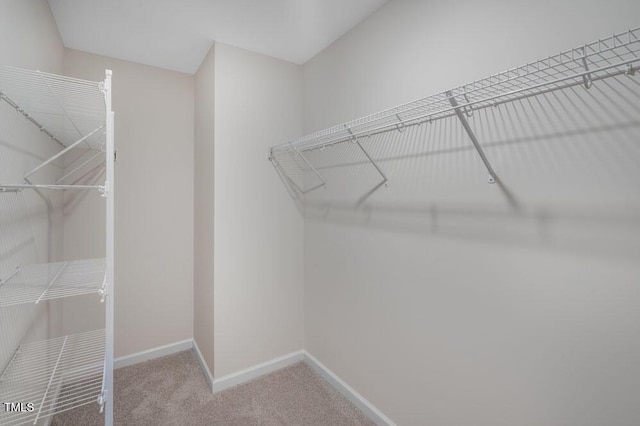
[{"left": 48, "top": 0, "right": 388, "bottom": 74}]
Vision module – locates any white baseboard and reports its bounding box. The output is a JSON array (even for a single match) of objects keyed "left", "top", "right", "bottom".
[
  {"left": 212, "top": 350, "right": 305, "bottom": 393},
  {"left": 192, "top": 339, "right": 215, "bottom": 391},
  {"left": 113, "top": 341, "right": 393, "bottom": 426},
  {"left": 303, "top": 351, "right": 396, "bottom": 426},
  {"left": 114, "top": 339, "right": 193, "bottom": 369}
]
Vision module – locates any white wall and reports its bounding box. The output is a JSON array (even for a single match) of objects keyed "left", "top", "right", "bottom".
[
  {"left": 62, "top": 49, "right": 195, "bottom": 357},
  {"left": 194, "top": 43, "right": 216, "bottom": 374},
  {"left": 302, "top": 1, "right": 640, "bottom": 425},
  {"left": 213, "top": 43, "right": 304, "bottom": 377},
  {"left": 0, "top": 0, "right": 65, "bottom": 372}
]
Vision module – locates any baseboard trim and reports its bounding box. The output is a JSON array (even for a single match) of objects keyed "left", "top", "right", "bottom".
[
  {"left": 193, "top": 339, "right": 215, "bottom": 392},
  {"left": 303, "top": 352, "right": 396, "bottom": 426},
  {"left": 113, "top": 342, "right": 393, "bottom": 425},
  {"left": 114, "top": 339, "right": 193, "bottom": 369},
  {"left": 212, "top": 350, "right": 305, "bottom": 393}
]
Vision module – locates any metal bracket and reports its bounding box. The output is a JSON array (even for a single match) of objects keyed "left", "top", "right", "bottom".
[
  {"left": 99, "top": 181, "right": 109, "bottom": 198},
  {"left": 287, "top": 144, "right": 326, "bottom": 194},
  {"left": 447, "top": 91, "right": 497, "bottom": 184},
  {"left": 98, "top": 390, "right": 107, "bottom": 413},
  {"left": 581, "top": 47, "right": 593, "bottom": 89},
  {"left": 462, "top": 92, "right": 474, "bottom": 117},
  {"left": 345, "top": 126, "right": 389, "bottom": 205},
  {"left": 99, "top": 283, "right": 109, "bottom": 303},
  {"left": 395, "top": 114, "right": 405, "bottom": 132},
  {"left": 23, "top": 125, "right": 105, "bottom": 180}
]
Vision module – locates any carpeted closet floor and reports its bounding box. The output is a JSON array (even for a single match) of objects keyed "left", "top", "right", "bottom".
[{"left": 51, "top": 350, "right": 375, "bottom": 426}]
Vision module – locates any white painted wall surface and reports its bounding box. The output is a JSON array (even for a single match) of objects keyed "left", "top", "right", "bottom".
[
  {"left": 62, "top": 49, "right": 195, "bottom": 357},
  {"left": 213, "top": 43, "right": 304, "bottom": 377},
  {"left": 302, "top": 1, "right": 640, "bottom": 425},
  {"left": 194, "top": 44, "right": 216, "bottom": 374}
]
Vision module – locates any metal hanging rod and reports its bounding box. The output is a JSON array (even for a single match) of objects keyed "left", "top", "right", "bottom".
[
  {"left": 0, "top": 184, "right": 104, "bottom": 191},
  {"left": 0, "top": 92, "right": 64, "bottom": 147},
  {"left": 271, "top": 28, "right": 640, "bottom": 155},
  {"left": 0, "top": 65, "right": 106, "bottom": 148}
]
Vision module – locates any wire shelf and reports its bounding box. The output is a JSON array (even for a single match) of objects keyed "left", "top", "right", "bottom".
[
  {"left": 0, "top": 66, "right": 109, "bottom": 191},
  {"left": 0, "top": 329, "right": 105, "bottom": 426},
  {"left": 0, "top": 66, "right": 106, "bottom": 149},
  {"left": 0, "top": 259, "right": 106, "bottom": 308},
  {"left": 270, "top": 28, "right": 640, "bottom": 159}
]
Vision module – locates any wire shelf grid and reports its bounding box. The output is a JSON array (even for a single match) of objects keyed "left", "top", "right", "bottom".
[
  {"left": 270, "top": 28, "right": 640, "bottom": 158},
  {"left": 0, "top": 259, "right": 106, "bottom": 308},
  {"left": 0, "top": 66, "right": 106, "bottom": 149},
  {"left": 0, "top": 329, "right": 105, "bottom": 426}
]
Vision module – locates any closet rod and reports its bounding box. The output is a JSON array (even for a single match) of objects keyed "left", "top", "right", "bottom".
[
  {"left": 0, "top": 92, "right": 64, "bottom": 147},
  {"left": 0, "top": 184, "right": 104, "bottom": 191}
]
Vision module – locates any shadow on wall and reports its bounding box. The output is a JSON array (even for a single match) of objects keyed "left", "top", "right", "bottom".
[{"left": 272, "top": 75, "right": 640, "bottom": 259}]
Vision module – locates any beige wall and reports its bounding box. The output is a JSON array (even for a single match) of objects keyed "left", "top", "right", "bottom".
[
  {"left": 62, "top": 49, "right": 195, "bottom": 357},
  {"left": 0, "top": 0, "right": 64, "bottom": 73},
  {"left": 0, "top": 0, "right": 65, "bottom": 372},
  {"left": 194, "top": 44, "right": 216, "bottom": 375},
  {"left": 302, "top": 1, "right": 640, "bottom": 425},
  {"left": 213, "top": 43, "right": 304, "bottom": 377}
]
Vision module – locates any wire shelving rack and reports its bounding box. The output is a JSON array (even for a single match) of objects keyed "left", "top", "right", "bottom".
[
  {"left": 0, "top": 66, "right": 115, "bottom": 425},
  {"left": 0, "top": 259, "right": 106, "bottom": 308},
  {"left": 0, "top": 66, "right": 107, "bottom": 192},
  {"left": 269, "top": 28, "right": 640, "bottom": 194},
  {"left": 0, "top": 329, "right": 105, "bottom": 426}
]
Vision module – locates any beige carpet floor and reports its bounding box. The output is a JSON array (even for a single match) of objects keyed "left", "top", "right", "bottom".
[{"left": 51, "top": 350, "right": 375, "bottom": 426}]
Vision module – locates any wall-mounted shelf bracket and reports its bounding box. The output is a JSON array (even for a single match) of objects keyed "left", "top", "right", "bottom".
[
  {"left": 98, "top": 390, "right": 107, "bottom": 413},
  {"left": 345, "top": 126, "right": 388, "bottom": 187},
  {"left": 446, "top": 91, "right": 497, "bottom": 184},
  {"left": 99, "top": 282, "right": 109, "bottom": 303},
  {"left": 581, "top": 47, "right": 593, "bottom": 89},
  {"left": 24, "top": 125, "right": 105, "bottom": 181},
  {"left": 99, "top": 180, "right": 110, "bottom": 197},
  {"left": 345, "top": 126, "right": 389, "bottom": 206},
  {"left": 286, "top": 144, "right": 327, "bottom": 194}
]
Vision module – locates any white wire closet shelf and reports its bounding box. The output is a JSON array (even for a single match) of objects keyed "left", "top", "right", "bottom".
[
  {"left": 0, "top": 259, "right": 106, "bottom": 308},
  {"left": 0, "top": 66, "right": 108, "bottom": 192},
  {"left": 0, "top": 329, "right": 105, "bottom": 426},
  {"left": 269, "top": 28, "right": 640, "bottom": 193}
]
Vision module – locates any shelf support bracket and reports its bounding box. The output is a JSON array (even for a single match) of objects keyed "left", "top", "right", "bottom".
[
  {"left": 581, "top": 47, "right": 593, "bottom": 89},
  {"left": 345, "top": 126, "right": 388, "bottom": 206},
  {"left": 99, "top": 279, "right": 109, "bottom": 303},
  {"left": 447, "top": 91, "right": 497, "bottom": 184},
  {"left": 282, "top": 144, "right": 327, "bottom": 194},
  {"left": 24, "top": 125, "right": 105, "bottom": 181}
]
